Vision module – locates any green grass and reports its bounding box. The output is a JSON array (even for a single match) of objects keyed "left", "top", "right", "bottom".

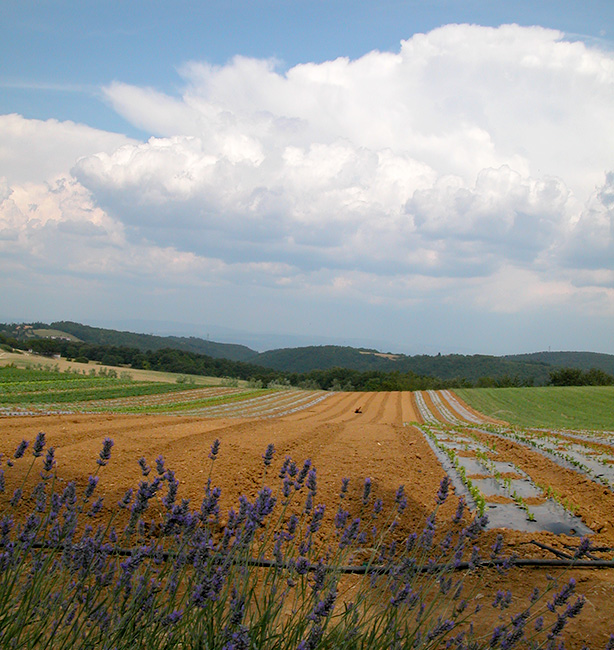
[
  {"left": 0, "top": 365, "right": 270, "bottom": 413},
  {"left": 456, "top": 385, "right": 614, "bottom": 430},
  {"left": 0, "top": 366, "right": 207, "bottom": 408}
]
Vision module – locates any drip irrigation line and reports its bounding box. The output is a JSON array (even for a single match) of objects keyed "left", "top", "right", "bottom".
[{"left": 13, "top": 541, "right": 614, "bottom": 574}]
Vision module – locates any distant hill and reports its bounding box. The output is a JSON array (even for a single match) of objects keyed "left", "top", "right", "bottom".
[
  {"left": 253, "top": 346, "right": 554, "bottom": 383},
  {"left": 505, "top": 351, "right": 614, "bottom": 376},
  {"left": 2, "top": 321, "right": 613, "bottom": 386},
  {"left": 45, "top": 321, "right": 258, "bottom": 362}
]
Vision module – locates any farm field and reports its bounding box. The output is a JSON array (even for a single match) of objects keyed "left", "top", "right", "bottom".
[
  {"left": 457, "top": 385, "right": 614, "bottom": 431},
  {"left": 1, "top": 375, "right": 614, "bottom": 645}
]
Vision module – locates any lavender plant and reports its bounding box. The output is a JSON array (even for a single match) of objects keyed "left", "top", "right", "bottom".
[{"left": 0, "top": 435, "right": 608, "bottom": 649}]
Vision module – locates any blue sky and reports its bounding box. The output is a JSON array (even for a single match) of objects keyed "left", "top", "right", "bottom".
[{"left": 1, "top": 1, "right": 613, "bottom": 354}]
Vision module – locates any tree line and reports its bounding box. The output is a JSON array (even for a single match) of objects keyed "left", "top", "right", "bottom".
[{"left": 1, "top": 332, "right": 612, "bottom": 390}]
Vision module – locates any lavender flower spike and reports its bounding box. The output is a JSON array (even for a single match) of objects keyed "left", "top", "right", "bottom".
[
  {"left": 362, "top": 477, "right": 372, "bottom": 505},
  {"left": 32, "top": 432, "right": 46, "bottom": 458},
  {"left": 262, "top": 443, "right": 275, "bottom": 467},
  {"left": 14, "top": 440, "right": 29, "bottom": 459},
  {"left": 97, "top": 438, "right": 114, "bottom": 466},
  {"left": 42, "top": 447, "right": 55, "bottom": 476},
  {"left": 209, "top": 439, "right": 221, "bottom": 461},
  {"left": 138, "top": 457, "right": 151, "bottom": 476},
  {"left": 436, "top": 476, "right": 450, "bottom": 504}
]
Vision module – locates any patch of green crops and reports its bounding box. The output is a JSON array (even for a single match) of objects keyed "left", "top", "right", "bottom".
[{"left": 455, "top": 386, "right": 614, "bottom": 430}]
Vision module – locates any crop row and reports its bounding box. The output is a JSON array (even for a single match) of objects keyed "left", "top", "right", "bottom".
[
  {"left": 82, "top": 387, "right": 244, "bottom": 410},
  {"left": 0, "top": 381, "right": 207, "bottom": 406},
  {"left": 412, "top": 391, "right": 596, "bottom": 535},
  {"left": 418, "top": 422, "right": 591, "bottom": 535},
  {"left": 179, "top": 390, "right": 330, "bottom": 418}
]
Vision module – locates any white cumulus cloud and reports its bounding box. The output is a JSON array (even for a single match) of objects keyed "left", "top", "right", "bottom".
[{"left": 2, "top": 23, "right": 614, "bottom": 338}]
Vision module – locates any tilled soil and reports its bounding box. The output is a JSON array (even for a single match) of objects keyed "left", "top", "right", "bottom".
[{"left": 1, "top": 391, "right": 614, "bottom": 646}]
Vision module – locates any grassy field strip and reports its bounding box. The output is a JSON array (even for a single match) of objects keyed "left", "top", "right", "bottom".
[
  {"left": 440, "top": 390, "right": 487, "bottom": 424},
  {"left": 426, "top": 390, "right": 462, "bottom": 424},
  {"left": 456, "top": 386, "right": 614, "bottom": 431},
  {"left": 0, "top": 379, "right": 211, "bottom": 405},
  {"left": 0, "top": 377, "right": 123, "bottom": 394}
]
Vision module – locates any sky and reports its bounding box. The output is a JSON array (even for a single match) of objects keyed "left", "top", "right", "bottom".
[{"left": 1, "top": 1, "right": 613, "bottom": 355}]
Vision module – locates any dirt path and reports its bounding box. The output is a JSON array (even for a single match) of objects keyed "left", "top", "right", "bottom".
[{"left": 2, "top": 392, "right": 614, "bottom": 645}]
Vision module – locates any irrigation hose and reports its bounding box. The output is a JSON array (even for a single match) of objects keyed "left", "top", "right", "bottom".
[{"left": 13, "top": 541, "right": 614, "bottom": 574}]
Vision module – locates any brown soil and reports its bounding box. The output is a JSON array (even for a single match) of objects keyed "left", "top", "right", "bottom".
[{"left": 1, "top": 390, "right": 613, "bottom": 646}]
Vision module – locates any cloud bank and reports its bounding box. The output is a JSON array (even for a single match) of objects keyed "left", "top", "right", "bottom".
[{"left": 1, "top": 24, "right": 613, "bottom": 350}]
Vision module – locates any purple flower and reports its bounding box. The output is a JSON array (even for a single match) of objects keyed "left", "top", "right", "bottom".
[
  {"left": 200, "top": 486, "right": 221, "bottom": 520},
  {"left": 118, "top": 488, "right": 133, "bottom": 509},
  {"left": 84, "top": 475, "right": 99, "bottom": 500},
  {"left": 10, "top": 488, "right": 22, "bottom": 507},
  {"left": 262, "top": 443, "right": 275, "bottom": 468},
  {"left": 295, "top": 459, "right": 311, "bottom": 489},
  {"left": 209, "top": 439, "right": 221, "bottom": 461},
  {"left": 339, "top": 477, "right": 350, "bottom": 499},
  {"left": 311, "top": 560, "right": 326, "bottom": 593},
  {"left": 395, "top": 485, "right": 407, "bottom": 513},
  {"left": 390, "top": 583, "right": 415, "bottom": 607},
  {"left": 163, "top": 470, "right": 179, "bottom": 510},
  {"left": 14, "top": 440, "right": 29, "bottom": 459},
  {"left": 298, "top": 624, "right": 323, "bottom": 650},
  {"left": 372, "top": 498, "right": 383, "bottom": 516},
  {"left": 32, "top": 432, "right": 46, "bottom": 458},
  {"left": 229, "top": 589, "right": 246, "bottom": 626},
  {"left": 97, "top": 438, "right": 114, "bottom": 466},
  {"left": 88, "top": 497, "right": 104, "bottom": 517},
  {"left": 362, "top": 477, "right": 372, "bottom": 505},
  {"left": 453, "top": 497, "right": 466, "bottom": 524},
  {"left": 565, "top": 596, "right": 585, "bottom": 619},
  {"left": 161, "top": 609, "right": 183, "bottom": 626},
  {"left": 436, "top": 476, "right": 450, "bottom": 504},
  {"left": 295, "top": 556, "right": 310, "bottom": 575},
  {"left": 138, "top": 457, "right": 151, "bottom": 476},
  {"left": 309, "top": 504, "right": 326, "bottom": 534},
  {"left": 131, "top": 477, "right": 162, "bottom": 516},
  {"left": 282, "top": 477, "right": 293, "bottom": 500},
  {"left": 279, "top": 456, "right": 291, "bottom": 478},
  {"left": 489, "top": 626, "right": 505, "bottom": 646},
  {"left": 490, "top": 534, "right": 504, "bottom": 559},
  {"left": 492, "top": 590, "right": 505, "bottom": 609},
  {"left": 42, "top": 447, "right": 55, "bottom": 476},
  {"left": 306, "top": 468, "right": 317, "bottom": 494},
  {"left": 426, "top": 617, "right": 455, "bottom": 641},
  {"left": 339, "top": 518, "right": 361, "bottom": 549},
  {"left": 420, "top": 515, "right": 436, "bottom": 549},
  {"left": 549, "top": 579, "right": 576, "bottom": 610},
  {"left": 155, "top": 455, "right": 166, "bottom": 475},
  {"left": 574, "top": 537, "right": 591, "bottom": 559},
  {"left": 251, "top": 487, "right": 276, "bottom": 524},
  {"left": 221, "top": 625, "right": 250, "bottom": 650},
  {"left": 335, "top": 508, "right": 349, "bottom": 531},
  {"left": 310, "top": 589, "right": 337, "bottom": 621}
]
